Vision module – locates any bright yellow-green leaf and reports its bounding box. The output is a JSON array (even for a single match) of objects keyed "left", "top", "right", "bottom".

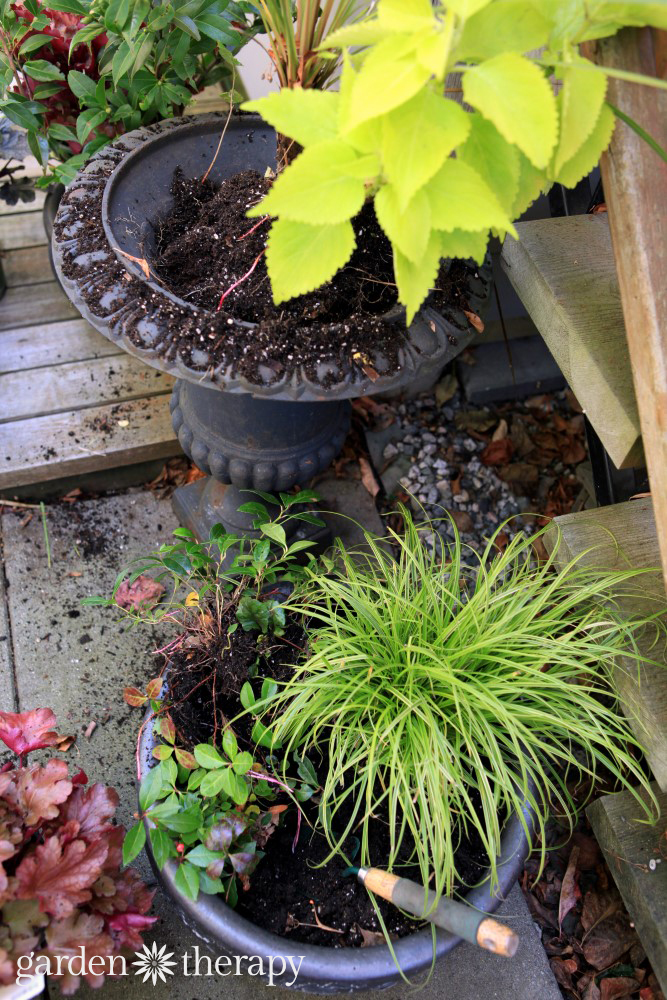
[
  {"left": 322, "top": 20, "right": 391, "bottom": 50},
  {"left": 382, "top": 90, "right": 470, "bottom": 210},
  {"left": 446, "top": 0, "right": 493, "bottom": 17},
  {"left": 344, "top": 34, "right": 431, "bottom": 130},
  {"left": 377, "top": 0, "right": 434, "bottom": 32},
  {"left": 243, "top": 91, "right": 340, "bottom": 147},
  {"left": 439, "top": 229, "right": 489, "bottom": 265},
  {"left": 511, "top": 151, "right": 547, "bottom": 218},
  {"left": 338, "top": 56, "right": 383, "bottom": 154},
  {"left": 266, "top": 219, "right": 356, "bottom": 304},
  {"left": 248, "top": 141, "right": 368, "bottom": 225},
  {"left": 416, "top": 23, "right": 454, "bottom": 78},
  {"left": 428, "top": 159, "right": 516, "bottom": 235},
  {"left": 394, "top": 231, "right": 443, "bottom": 325},
  {"left": 375, "top": 183, "right": 431, "bottom": 264},
  {"left": 457, "top": 1, "right": 550, "bottom": 61},
  {"left": 554, "top": 103, "right": 616, "bottom": 188},
  {"left": 457, "top": 113, "right": 520, "bottom": 214},
  {"left": 551, "top": 59, "right": 607, "bottom": 176},
  {"left": 463, "top": 53, "right": 558, "bottom": 168}
]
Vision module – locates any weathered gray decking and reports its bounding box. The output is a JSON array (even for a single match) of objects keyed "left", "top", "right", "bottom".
[{"left": 0, "top": 87, "right": 232, "bottom": 495}]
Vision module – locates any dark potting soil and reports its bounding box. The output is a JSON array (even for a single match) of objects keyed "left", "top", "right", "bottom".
[
  {"left": 55, "top": 150, "right": 476, "bottom": 388},
  {"left": 166, "top": 602, "right": 490, "bottom": 948}
]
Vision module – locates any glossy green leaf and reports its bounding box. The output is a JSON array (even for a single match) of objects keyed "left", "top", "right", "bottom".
[
  {"left": 174, "top": 861, "right": 200, "bottom": 900},
  {"left": 122, "top": 822, "right": 146, "bottom": 865},
  {"left": 23, "top": 59, "right": 65, "bottom": 82},
  {"left": 150, "top": 827, "right": 174, "bottom": 868},
  {"left": 19, "top": 33, "right": 54, "bottom": 55},
  {"left": 194, "top": 744, "right": 224, "bottom": 769},
  {"left": 139, "top": 765, "right": 167, "bottom": 811}
]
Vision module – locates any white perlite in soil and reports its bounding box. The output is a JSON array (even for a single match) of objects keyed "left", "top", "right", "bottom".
[{"left": 391, "top": 394, "right": 528, "bottom": 553}]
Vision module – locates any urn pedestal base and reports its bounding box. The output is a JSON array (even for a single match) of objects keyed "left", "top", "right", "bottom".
[{"left": 169, "top": 379, "right": 351, "bottom": 539}]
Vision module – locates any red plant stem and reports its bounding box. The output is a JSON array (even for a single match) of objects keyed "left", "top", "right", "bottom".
[
  {"left": 237, "top": 216, "right": 269, "bottom": 241},
  {"left": 248, "top": 769, "right": 303, "bottom": 852},
  {"left": 216, "top": 250, "right": 265, "bottom": 312}
]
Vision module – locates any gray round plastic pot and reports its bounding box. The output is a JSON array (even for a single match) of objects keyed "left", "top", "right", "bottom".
[{"left": 139, "top": 721, "right": 535, "bottom": 994}]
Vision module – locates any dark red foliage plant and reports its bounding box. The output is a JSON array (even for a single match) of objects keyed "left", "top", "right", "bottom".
[{"left": 0, "top": 708, "right": 156, "bottom": 994}]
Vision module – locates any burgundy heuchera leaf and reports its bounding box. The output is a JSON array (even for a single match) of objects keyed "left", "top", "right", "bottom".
[
  {"left": 0, "top": 709, "right": 61, "bottom": 756},
  {"left": 15, "top": 832, "right": 109, "bottom": 918},
  {"left": 7, "top": 759, "right": 73, "bottom": 826},
  {"left": 59, "top": 783, "right": 119, "bottom": 840}
]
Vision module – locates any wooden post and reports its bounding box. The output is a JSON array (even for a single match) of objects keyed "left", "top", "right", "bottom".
[{"left": 590, "top": 28, "right": 667, "bottom": 588}]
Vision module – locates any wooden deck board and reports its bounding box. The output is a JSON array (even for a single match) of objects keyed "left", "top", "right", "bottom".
[
  {"left": 0, "top": 171, "right": 181, "bottom": 489},
  {"left": 0, "top": 210, "right": 47, "bottom": 250},
  {"left": 500, "top": 214, "right": 642, "bottom": 469},
  {"left": 0, "top": 353, "right": 174, "bottom": 423},
  {"left": 2, "top": 244, "right": 51, "bottom": 287},
  {"left": 0, "top": 395, "right": 181, "bottom": 489},
  {"left": 545, "top": 498, "right": 667, "bottom": 791},
  {"left": 0, "top": 281, "right": 79, "bottom": 330},
  {"left": 0, "top": 318, "right": 121, "bottom": 373},
  {"left": 588, "top": 784, "right": 667, "bottom": 993}
]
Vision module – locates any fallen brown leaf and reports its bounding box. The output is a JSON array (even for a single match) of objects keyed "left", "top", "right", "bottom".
[
  {"left": 498, "top": 462, "right": 540, "bottom": 492},
  {"left": 601, "top": 977, "right": 640, "bottom": 1000},
  {"left": 583, "top": 912, "right": 637, "bottom": 969},
  {"left": 492, "top": 418, "right": 508, "bottom": 441},
  {"left": 455, "top": 409, "right": 496, "bottom": 433},
  {"left": 559, "top": 845, "right": 581, "bottom": 928},
  {"left": 115, "top": 575, "right": 165, "bottom": 611},
  {"left": 359, "top": 457, "right": 380, "bottom": 498},
  {"left": 583, "top": 980, "right": 602, "bottom": 1000},
  {"left": 561, "top": 437, "right": 587, "bottom": 465},
  {"left": 463, "top": 309, "right": 485, "bottom": 333},
  {"left": 355, "top": 925, "right": 385, "bottom": 948},
  {"left": 447, "top": 509, "right": 473, "bottom": 533},
  {"left": 481, "top": 438, "right": 514, "bottom": 466},
  {"left": 550, "top": 956, "right": 578, "bottom": 991},
  {"left": 435, "top": 372, "right": 458, "bottom": 405},
  {"left": 84, "top": 720, "right": 96, "bottom": 740}
]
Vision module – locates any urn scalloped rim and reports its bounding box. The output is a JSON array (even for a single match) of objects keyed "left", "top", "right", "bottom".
[{"left": 51, "top": 113, "right": 493, "bottom": 404}]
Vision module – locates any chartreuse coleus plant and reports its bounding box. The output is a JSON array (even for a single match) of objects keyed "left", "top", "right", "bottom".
[
  {"left": 0, "top": 707, "right": 155, "bottom": 992},
  {"left": 263, "top": 510, "right": 666, "bottom": 914},
  {"left": 243, "top": 0, "right": 667, "bottom": 320},
  {"left": 0, "top": 0, "right": 259, "bottom": 186}
]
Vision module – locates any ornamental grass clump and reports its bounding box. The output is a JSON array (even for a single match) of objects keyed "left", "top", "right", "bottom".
[{"left": 268, "top": 512, "right": 665, "bottom": 901}]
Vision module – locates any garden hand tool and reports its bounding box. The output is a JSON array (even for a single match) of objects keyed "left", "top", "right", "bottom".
[{"left": 346, "top": 865, "right": 519, "bottom": 957}]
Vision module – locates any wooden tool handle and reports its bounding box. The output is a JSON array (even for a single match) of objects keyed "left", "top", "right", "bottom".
[
  {"left": 476, "top": 917, "right": 519, "bottom": 957},
  {"left": 358, "top": 867, "right": 519, "bottom": 958}
]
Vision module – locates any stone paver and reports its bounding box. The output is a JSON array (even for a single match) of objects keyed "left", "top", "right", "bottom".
[{"left": 0, "top": 490, "right": 561, "bottom": 1000}]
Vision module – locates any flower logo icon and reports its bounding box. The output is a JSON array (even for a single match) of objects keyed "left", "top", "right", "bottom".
[{"left": 133, "top": 942, "right": 177, "bottom": 985}]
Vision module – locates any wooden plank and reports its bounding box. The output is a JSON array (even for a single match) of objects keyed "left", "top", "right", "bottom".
[
  {"left": 545, "top": 498, "right": 667, "bottom": 791},
  {"left": 501, "top": 214, "right": 642, "bottom": 469},
  {"left": 0, "top": 210, "right": 46, "bottom": 250},
  {"left": 0, "top": 395, "right": 181, "bottom": 489},
  {"left": 2, "top": 244, "right": 51, "bottom": 287},
  {"left": 592, "top": 28, "right": 667, "bottom": 590},
  {"left": 0, "top": 318, "right": 120, "bottom": 373},
  {"left": 587, "top": 784, "right": 667, "bottom": 993},
  {"left": 0, "top": 281, "right": 79, "bottom": 330},
  {"left": 0, "top": 354, "right": 174, "bottom": 423},
  {"left": 0, "top": 190, "right": 45, "bottom": 216}
]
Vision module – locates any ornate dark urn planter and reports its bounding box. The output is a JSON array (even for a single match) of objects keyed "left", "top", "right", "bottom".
[{"left": 52, "top": 113, "right": 492, "bottom": 539}]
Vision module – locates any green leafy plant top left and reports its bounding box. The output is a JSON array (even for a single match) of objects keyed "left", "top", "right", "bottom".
[
  {"left": 0, "top": 0, "right": 257, "bottom": 185},
  {"left": 0, "top": 707, "right": 155, "bottom": 993}
]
